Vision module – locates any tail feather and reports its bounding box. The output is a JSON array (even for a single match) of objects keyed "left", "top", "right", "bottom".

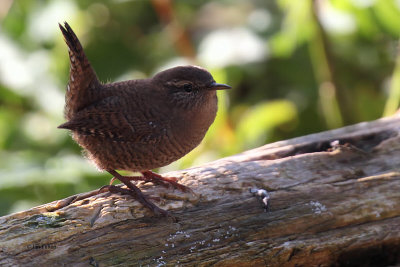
[{"left": 59, "top": 22, "right": 100, "bottom": 120}]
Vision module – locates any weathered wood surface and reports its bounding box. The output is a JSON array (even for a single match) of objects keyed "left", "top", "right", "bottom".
[{"left": 1, "top": 115, "right": 400, "bottom": 267}]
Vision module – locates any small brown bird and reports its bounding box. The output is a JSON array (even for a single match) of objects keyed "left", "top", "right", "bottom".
[{"left": 58, "top": 22, "right": 231, "bottom": 217}]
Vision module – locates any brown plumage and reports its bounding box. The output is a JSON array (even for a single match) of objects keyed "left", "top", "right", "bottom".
[{"left": 58, "top": 22, "right": 231, "bottom": 217}]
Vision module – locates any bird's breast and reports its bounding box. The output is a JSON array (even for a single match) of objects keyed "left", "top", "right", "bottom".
[{"left": 170, "top": 94, "right": 218, "bottom": 149}]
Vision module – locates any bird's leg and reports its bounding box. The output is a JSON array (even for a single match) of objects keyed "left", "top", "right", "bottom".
[
  {"left": 109, "top": 174, "right": 172, "bottom": 189},
  {"left": 105, "top": 170, "right": 172, "bottom": 218},
  {"left": 109, "top": 171, "right": 192, "bottom": 193},
  {"left": 141, "top": 170, "right": 192, "bottom": 193},
  {"left": 109, "top": 176, "right": 145, "bottom": 185}
]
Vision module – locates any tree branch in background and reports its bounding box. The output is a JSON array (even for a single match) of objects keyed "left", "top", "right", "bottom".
[
  {"left": 151, "top": 0, "right": 196, "bottom": 59},
  {"left": 310, "top": 0, "right": 356, "bottom": 127},
  {"left": 384, "top": 40, "right": 400, "bottom": 116}
]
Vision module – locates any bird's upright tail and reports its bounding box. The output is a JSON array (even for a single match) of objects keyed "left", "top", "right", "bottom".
[{"left": 59, "top": 22, "right": 100, "bottom": 120}]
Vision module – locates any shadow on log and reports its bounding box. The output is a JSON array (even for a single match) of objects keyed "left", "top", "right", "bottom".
[{"left": 1, "top": 115, "right": 400, "bottom": 266}]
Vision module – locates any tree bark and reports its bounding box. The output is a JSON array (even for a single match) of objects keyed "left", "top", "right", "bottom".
[{"left": 1, "top": 115, "right": 400, "bottom": 267}]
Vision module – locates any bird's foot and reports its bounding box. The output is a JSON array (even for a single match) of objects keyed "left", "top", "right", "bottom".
[
  {"left": 107, "top": 170, "right": 176, "bottom": 220},
  {"left": 98, "top": 185, "right": 173, "bottom": 219},
  {"left": 141, "top": 170, "right": 193, "bottom": 193},
  {"left": 47, "top": 173, "right": 175, "bottom": 221}
]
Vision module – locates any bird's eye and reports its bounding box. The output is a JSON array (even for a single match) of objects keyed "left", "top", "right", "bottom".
[{"left": 183, "top": 83, "right": 193, "bottom": 92}]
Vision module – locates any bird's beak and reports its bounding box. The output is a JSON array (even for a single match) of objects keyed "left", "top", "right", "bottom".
[{"left": 208, "top": 82, "right": 231, "bottom": 90}]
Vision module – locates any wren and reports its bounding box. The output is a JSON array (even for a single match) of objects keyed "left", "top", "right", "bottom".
[{"left": 58, "top": 22, "right": 231, "bottom": 217}]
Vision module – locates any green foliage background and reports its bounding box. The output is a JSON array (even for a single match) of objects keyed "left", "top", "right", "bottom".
[{"left": 1, "top": 0, "right": 400, "bottom": 216}]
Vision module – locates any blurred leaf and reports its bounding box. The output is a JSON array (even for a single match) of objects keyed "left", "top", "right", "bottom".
[
  {"left": 270, "top": 0, "right": 313, "bottom": 57},
  {"left": 236, "top": 100, "right": 297, "bottom": 149},
  {"left": 373, "top": 0, "right": 400, "bottom": 36}
]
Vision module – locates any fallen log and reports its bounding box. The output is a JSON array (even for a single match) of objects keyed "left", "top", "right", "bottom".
[{"left": 1, "top": 115, "right": 400, "bottom": 266}]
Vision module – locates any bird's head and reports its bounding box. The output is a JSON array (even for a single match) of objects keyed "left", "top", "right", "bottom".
[{"left": 153, "top": 65, "right": 231, "bottom": 109}]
